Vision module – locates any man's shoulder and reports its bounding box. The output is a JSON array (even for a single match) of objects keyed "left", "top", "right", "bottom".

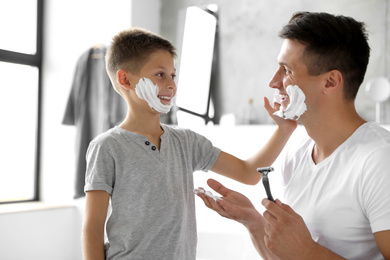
[
  {"left": 354, "top": 122, "right": 390, "bottom": 148},
  {"left": 363, "top": 122, "right": 390, "bottom": 140}
]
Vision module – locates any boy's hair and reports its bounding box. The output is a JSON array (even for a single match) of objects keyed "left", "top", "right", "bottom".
[
  {"left": 279, "top": 12, "right": 370, "bottom": 101},
  {"left": 105, "top": 27, "right": 177, "bottom": 86}
]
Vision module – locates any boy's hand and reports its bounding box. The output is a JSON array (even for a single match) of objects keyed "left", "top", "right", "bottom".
[{"left": 264, "top": 97, "right": 297, "bottom": 132}]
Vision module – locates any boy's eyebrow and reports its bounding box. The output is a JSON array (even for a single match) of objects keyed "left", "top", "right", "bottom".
[{"left": 156, "top": 66, "right": 176, "bottom": 72}]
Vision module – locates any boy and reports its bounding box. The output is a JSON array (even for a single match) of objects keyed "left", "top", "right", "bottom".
[{"left": 81, "top": 27, "right": 296, "bottom": 260}]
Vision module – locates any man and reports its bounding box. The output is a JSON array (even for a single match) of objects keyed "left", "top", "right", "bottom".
[{"left": 196, "top": 12, "right": 390, "bottom": 259}]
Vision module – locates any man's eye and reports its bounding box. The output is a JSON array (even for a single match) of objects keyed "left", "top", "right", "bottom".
[
  {"left": 157, "top": 73, "right": 164, "bottom": 77},
  {"left": 171, "top": 74, "right": 176, "bottom": 80}
]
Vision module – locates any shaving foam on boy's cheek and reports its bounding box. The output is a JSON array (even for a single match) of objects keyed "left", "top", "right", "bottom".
[
  {"left": 135, "top": 77, "right": 176, "bottom": 114},
  {"left": 273, "top": 85, "right": 307, "bottom": 120}
]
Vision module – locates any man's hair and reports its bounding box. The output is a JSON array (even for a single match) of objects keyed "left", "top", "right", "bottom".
[
  {"left": 106, "top": 27, "right": 177, "bottom": 78},
  {"left": 279, "top": 12, "right": 370, "bottom": 101}
]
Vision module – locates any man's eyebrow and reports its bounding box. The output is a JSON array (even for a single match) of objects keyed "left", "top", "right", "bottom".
[{"left": 279, "top": 62, "right": 289, "bottom": 67}]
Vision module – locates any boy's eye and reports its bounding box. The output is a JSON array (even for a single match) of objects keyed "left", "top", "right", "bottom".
[{"left": 156, "top": 72, "right": 176, "bottom": 80}]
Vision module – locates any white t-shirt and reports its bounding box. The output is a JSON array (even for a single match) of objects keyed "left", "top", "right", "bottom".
[{"left": 281, "top": 122, "right": 390, "bottom": 260}]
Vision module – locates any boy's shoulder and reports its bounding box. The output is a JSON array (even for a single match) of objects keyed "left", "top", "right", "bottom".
[
  {"left": 90, "top": 126, "right": 125, "bottom": 146},
  {"left": 162, "top": 124, "right": 187, "bottom": 133},
  {"left": 162, "top": 124, "right": 201, "bottom": 139}
]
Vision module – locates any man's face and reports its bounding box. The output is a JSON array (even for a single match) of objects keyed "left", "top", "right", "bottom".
[{"left": 269, "top": 39, "right": 325, "bottom": 117}]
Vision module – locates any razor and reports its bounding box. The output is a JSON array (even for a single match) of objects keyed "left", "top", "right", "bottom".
[{"left": 257, "top": 167, "right": 275, "bottom": 202}]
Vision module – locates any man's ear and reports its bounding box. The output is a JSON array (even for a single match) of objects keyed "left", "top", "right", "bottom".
[
  {"left": 323, "top": 70, "right": 343, "bottom": 95},
  {"left": 116, "top": 69, "right": 133, "bottom": 90}
]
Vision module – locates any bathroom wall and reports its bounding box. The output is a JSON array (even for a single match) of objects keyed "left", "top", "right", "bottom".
[{"left": 161, "top": 0, "right": 390, "bottom": 124}]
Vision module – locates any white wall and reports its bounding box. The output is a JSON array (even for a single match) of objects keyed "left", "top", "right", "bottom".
[{"left": 132, "top": 0, "right": 161, "bottom": 34}]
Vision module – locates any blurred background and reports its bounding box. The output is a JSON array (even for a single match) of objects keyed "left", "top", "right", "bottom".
[{"left": 0, "top": 0, "right": 389, "bottom": 259}]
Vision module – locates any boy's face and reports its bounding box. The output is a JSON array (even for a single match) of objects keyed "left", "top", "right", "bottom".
[{"left": 136, "top": 50, "right": 177, "bottom": 107}]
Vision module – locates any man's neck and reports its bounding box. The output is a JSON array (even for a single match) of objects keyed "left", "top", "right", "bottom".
[{"left": 303, "top": 109, "right": 366, "bottom": 164}]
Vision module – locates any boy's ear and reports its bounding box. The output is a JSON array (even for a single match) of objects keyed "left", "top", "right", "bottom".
[
  {"left": 323, "top": 70, "right": 343, "bottom": 95},
  {"left": 117, "top": 69, "right": 133, "bottom": 90}
]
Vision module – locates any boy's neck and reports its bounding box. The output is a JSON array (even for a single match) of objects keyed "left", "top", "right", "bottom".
[
  {"left": 119, "top": 111, "right": 163, "bottom": 137},
  {"left": 119, "top": 112, "right": 164, "bottom": 150}
]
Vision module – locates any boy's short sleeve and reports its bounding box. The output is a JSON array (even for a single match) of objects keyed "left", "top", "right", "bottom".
[
  {"left": 189, "top": 130, "right": 221, "bottom": 172},
  {"left": 84, "top": 140, "right": 115, "bottom": 194}
]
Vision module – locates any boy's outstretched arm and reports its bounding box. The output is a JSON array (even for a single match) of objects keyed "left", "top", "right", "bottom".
[
  {"left": 82, "top": 190, "right": 110, "bottom": 260},
  {"left": 210, "top": 97, "right": 297, "bottom": 185}
]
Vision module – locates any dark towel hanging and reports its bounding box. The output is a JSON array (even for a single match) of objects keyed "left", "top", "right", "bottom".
[{"left": 62, "top": 46, "right": 126, "bottom": 198}]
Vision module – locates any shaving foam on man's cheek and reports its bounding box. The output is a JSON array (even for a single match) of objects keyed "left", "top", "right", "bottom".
[
  {"left": 135, "top": 77, "right": 175, "bottom": 114},
  {"left": 273, "top": 91, "right": 282, "bottom": 104},
  {"left": 273, "top": 85, "right": 307, "bottom": 120}
]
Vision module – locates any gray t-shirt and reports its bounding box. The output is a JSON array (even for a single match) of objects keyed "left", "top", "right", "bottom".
[{"left": 84, "top": 124, "right": 221, "bottom": 259}]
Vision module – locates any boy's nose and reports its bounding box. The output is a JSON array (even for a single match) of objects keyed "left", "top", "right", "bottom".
[{"left": 167, "top": 78, "right": 177, "bottom": 90}]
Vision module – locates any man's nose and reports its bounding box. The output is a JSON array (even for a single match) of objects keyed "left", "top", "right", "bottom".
[{"left": 269, "top": 69, "right": 283, "bottom": 89}]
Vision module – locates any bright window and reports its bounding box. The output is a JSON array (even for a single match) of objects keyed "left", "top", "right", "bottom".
[
  {"left": 0, "top": 0, "right": 37, "bottom": 54},
  {"left": 0, "top": 0, "right": 42, "bottom": 203}
]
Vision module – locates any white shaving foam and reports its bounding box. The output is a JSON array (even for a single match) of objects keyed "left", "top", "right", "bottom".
[
  {"left": 273, "top": 89, "right": 289, "bottom": 104},
  {"left": 194, "top": 188, "right": 222, "bottom": 202},
  {"left": 273, "top": 85, "right": 307, "bottom": 120},
  {"left": 135, "top": 77, "right": 176, "bottom": 114}
]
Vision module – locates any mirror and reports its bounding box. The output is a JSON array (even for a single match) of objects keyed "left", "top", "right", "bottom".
[{"left": 175, "top": 5, "right": 218, "bottom": 126}]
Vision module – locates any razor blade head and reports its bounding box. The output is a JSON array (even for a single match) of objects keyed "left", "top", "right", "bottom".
[{"left": 256, "top": 166, "right": 274, "bottom": 174}]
